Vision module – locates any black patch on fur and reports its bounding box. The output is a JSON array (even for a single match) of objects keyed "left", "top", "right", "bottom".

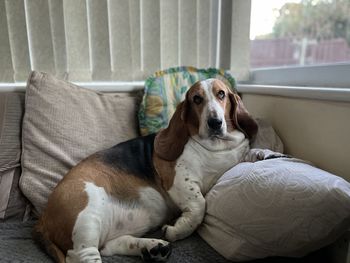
[{"left": 98, "top": 134, "right": 157, "bottom": 181}]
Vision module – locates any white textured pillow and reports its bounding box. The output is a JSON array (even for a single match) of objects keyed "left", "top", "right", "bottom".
[
  {"left": 198, "top": 158, "right": 350, "bottom": 261},
  {"left": 20, "top": 71, "right": 140, "bottom": 215}
]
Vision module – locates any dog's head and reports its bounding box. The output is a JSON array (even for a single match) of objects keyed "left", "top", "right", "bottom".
[{"left": 155, "top": 79, "right": 258, "bottom": 161}]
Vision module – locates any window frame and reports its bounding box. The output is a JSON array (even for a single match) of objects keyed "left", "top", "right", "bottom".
[{"left": 236, "top": 63, "right": 350, "bottom": 102}]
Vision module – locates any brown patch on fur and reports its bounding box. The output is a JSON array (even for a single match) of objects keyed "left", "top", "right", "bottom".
[
  {"left": 229, "top": 93, "right": 258, "bottom": 139},
  {"left": 153, "top": 153, "right": 177, "bottom": 191},
  {"left": 81, "top": 157, "right": 149, "bottom": 200},
  {"left": 183, "top": 82, "right": 205, "bottom": 137},
  {"left": 154, "top": 101, "right": 190, "bottom": 161},
  {"left": 224, "top": 92, "right": 236, "bottom": 133},
  {"left": 32, "top": 223, "right": 66, "bottom": 263},
  {"left": 33, "top": 160, "right": 89, "bottom": 259}
]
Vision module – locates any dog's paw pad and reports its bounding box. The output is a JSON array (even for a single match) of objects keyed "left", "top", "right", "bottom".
[
  {"left": 141, "top": 243, "right": 172, "bottom": 262},
  {"left": 159, "top": 244, "right": 171, "bottom": 258},
  {"left": 257, "top": 151, "right": 265, "bottom": 160}
]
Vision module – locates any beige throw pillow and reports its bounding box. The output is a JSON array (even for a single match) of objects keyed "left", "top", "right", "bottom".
[
  {"left": 198, "top": 158, "right": 350, "bottom": 261},
  {"left": 20, "top": 71, "right": 141, "bottom": 215}
]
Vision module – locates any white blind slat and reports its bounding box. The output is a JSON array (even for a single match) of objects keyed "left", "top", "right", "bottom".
[
  {"left": 63, "top": 0, "right": 91, "bottom": 81},
  {"left": 87, "top": 0, "right": 111, "bottom": 81},
  {"left": 129, "top": 0, "right": 142, "bottom": 80},
  {"left": 108, "top": 0, "right": 132, "bottom": 81},
  {"left": 197, "top": 0, "right": 211, "bottom": 68},
  {"left": 231, "top": 0, "right": 251, "bottom": 80},
  {"left": 209, "top": 0, "right": 219, "bottom": 67},
  {"left": 179, "top": 0, "right": 197, "bottom": 67},
  {"left": 5, "top": 0, "right": 30, "bottom": 82},
  {"left": 48, "top": 0, "right": 67, "bottom": 80},
  {"left": 0, "top": 0, "right": 14, "bottom": 82},
  {"left": 141, "top": 0, "right": 161, "bottom": 77},
  {"left": 24, "top": 0, "right": 55, "bottom": 74},
  {"left": 160, "top": 0, "right": 179, "bottom": 69},
  {"left": 219, "top": 0, "right": 232, "bottom": 69}
]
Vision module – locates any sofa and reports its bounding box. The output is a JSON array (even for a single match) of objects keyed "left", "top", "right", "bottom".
[{"left": 0, "top": 71, "right": 349, "bottom": 262}]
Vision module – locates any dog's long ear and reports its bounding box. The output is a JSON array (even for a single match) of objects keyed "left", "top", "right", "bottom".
[
  {"left": 154, "top": 101, "right": 189, "bottom": 161},
  {"left": 229, "top": 93, "right": 258, "bottom": 140}
]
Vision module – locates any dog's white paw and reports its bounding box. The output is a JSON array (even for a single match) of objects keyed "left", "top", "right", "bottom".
[
  {"left": 244, "top": 149, "right": 265, "bottom": 162},
  {"left": 244, "top": 149, "right": 288, "bottom": 162},
  {"left": 162, "top": 225, "right": 178, "bottom": 242},
  {"left": 66, "top": 247, "right": 102, "bottom": 263}
]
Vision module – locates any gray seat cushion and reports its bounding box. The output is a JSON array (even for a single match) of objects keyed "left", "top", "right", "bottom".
[
  {"left": 0, "top": 221, "right": 331, "bottom": 262},
  {"left": 0, "top": 221, "right": 231, "bottom": 263}
]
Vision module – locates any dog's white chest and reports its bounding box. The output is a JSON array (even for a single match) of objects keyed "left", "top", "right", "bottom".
[{"left": 171, "top": 130, "right": 249, "bottom": 196}]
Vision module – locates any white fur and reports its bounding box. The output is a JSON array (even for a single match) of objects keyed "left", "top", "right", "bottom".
[
  {"left": 66, "top": 183, "right": 169, "bottom": 262},
  {"left": 163, "top": 130, "right": 249, "bottom": 241}
]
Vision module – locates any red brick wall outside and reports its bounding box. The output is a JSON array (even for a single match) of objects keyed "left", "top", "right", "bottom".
[{"left": 250, "top": 38, "right": 350, "bottom": 68}]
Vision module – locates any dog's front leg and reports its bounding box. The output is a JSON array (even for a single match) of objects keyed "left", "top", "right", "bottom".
[{"left": 163, "top": 183, "right": 205, "bottom": 242}]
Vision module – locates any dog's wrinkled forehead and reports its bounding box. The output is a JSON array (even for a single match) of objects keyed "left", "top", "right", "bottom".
[
  {"left": 187, "top": 79, "right": 230, "bottom": 100},
  {"left": 199, "top": 78, "right": 215, "bottom": 93}
]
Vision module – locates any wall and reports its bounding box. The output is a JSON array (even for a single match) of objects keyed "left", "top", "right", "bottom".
[{"left": 242, "top": 94, "right": 350, "bottom": 181}]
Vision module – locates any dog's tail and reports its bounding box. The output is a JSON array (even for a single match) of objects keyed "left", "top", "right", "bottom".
[{"left": 32, "top": 220, "right": 66, "bottom": 263}]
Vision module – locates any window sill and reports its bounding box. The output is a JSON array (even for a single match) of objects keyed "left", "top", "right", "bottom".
[
  {"left": 2, "top": 81, "right": 350, "bottom": 103},
  {"left": 237, "top": 84, "right": 350, "bottom": 103}
]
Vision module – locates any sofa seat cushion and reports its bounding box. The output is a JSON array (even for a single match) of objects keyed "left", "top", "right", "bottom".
[{"left": 20, "top": 71, "right": 141, "bottom": 215}]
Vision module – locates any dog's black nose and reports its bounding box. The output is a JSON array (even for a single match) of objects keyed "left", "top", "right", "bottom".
[{"left": 207, "top": 118, "right": 222, "bottom": 130}]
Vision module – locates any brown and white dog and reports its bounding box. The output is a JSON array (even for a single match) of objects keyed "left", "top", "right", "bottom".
[{"left": 33, "top": 79, "right": 258, "bottom": 263}]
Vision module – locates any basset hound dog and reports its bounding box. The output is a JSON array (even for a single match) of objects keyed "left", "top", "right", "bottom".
[{"left": 33, "top": 79, "right": 258, "bottom": 263}]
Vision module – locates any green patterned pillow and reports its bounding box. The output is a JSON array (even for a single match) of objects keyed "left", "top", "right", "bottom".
[{"left": 138, "top": 67, "right": 237, "bottom": 136}]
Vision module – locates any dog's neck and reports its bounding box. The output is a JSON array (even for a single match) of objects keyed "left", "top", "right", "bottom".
[
  {"left": 180, "top": 130, "right": 249, "bottom": 194},
  {"left": 191, "top": 129, "right": 247, "bottom": 152}
]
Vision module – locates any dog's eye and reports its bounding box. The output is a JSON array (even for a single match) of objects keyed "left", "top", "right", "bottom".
[
  {"left": 193, "top": 95, "right": 203, "bottom": 105},
  {"left": 218, "top": 90, "right": 225, "bottom": 100}
]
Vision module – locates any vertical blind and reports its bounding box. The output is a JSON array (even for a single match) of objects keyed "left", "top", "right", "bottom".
[{"left": 0, "top": 0, "right": 251, "bottom": 83}]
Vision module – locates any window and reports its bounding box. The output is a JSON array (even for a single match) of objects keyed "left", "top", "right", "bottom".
[
  {"left": 250, "top": 0, "right": 350, "bottom": 69},
  {"left": 238, "top": 0, "right": 350, "bottom": 101}
]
